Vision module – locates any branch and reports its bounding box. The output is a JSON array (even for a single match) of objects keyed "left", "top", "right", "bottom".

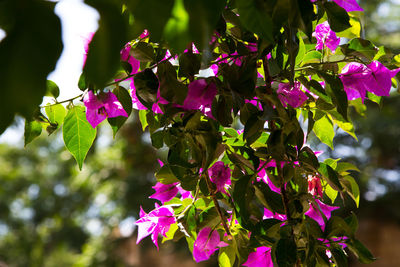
[{"left": 204, "top": 172, "right": 232, "bottom": 238}]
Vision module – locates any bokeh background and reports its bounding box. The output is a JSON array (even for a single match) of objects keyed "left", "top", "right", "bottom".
[{"left": 0, "top": 0, "right": 400, "bottom": 266}]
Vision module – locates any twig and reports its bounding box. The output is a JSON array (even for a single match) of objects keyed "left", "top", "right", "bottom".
[{"left": 204, "top": 172, "right": 232, "bottom": 238}]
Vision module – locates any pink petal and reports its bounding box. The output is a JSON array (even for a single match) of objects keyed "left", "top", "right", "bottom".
[{"left": 333, "top": 0, "right": 363, "bottom": 12}]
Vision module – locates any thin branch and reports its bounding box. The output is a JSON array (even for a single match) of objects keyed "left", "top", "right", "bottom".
[{"left": 204, "top": 172, "right": 232, "bottom": 238}]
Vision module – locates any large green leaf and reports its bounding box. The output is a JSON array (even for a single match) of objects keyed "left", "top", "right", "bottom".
[
  {"left": 184, "top": 0, "right": 226, "bottom": 51},
  {"left": 83, "top": 0, "right": 127, "bottom": 88},
  {"left": 125, "top": 0, "right": 174, "bottom": 41},
  {"left": 324, "top": 2, "right": 351, "bottom": 32},
  {"left": 313, "top": 112, "right": 334, "bottom": 149},
  {"left": 236, "top": 0, "right": 274, "bottom": 42},
  {"left": 63, "top": 106, "right": 97, "bottom": 170},
  {"left": 0, "top": 1, "right": 62, "bottom": 133},
  {"left": 163, "top": 0, "right": 190, "bottom": 53}
]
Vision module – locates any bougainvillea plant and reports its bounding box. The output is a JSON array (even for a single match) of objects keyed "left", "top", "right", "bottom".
[{"left": 3, "top": 0, "right": 400, "bottom": 266}]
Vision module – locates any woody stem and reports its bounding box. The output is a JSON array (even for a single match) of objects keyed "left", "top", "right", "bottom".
[{"left": 204, "top": 172, "right": 231, "bottom": 238}]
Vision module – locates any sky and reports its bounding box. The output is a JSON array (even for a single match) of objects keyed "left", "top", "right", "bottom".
[{"left": 0, "top": 0, "right": 99, "bottom": 145}]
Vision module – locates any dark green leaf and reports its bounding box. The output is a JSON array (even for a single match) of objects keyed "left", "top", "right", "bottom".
[
  {"left": 233, "top": 175, "right": 253, "bottom": 229},
  {"left": 236, "top": 0, "right": 274, "bottom": 42},
  {"left": 275, "top": 238, "right": 297, "bottom": 267},
  {"left": 318, "top": 163, "right": 343, "bottom": 191},
  {"left": 155, "top": 164, "right": 180, "bottom": 184},
  {"left": 62, "top": 106, "right": 97, "bottom": 170},
  {"left": 0, "top": 1, "right": 62, "bottom": 133},
  {"left": 131, "top": 42, "right": 155, "bottom": 62},
  {"left": 324, "top": 2, "right": 351, "bottom": 32},
  {"left": 125, "top": 0, "right": 174, "bottom": 41},
  {"left": 107, "top": 87, "right": 133, "bottom": 137},
  {"left": 178, "top": 52, "right": 201, "bottom": 77},
  {"left": 184, "top": 0, "right": 226, "bottom": 51},
  {"left": 45, "top": 80, "right": 60, "bottom": 98},
  {"left": 348, "top": 239, "right": 375, "bottom": 264},
  {"left": 134, "top": 68, "right": 159, "bottom": 104},
  {"left": 151, "top": 130, "right": 164, "bottom": 149},
  {"left": 318, "top": 71, "right": 348, "bottom": 121},
  {"left": 254, "top": 182, "right": 285, "bottom": 214},
  {"left": 341, "top": 38, "right": 378, "bottom": 61},
  {"left": 83, "top": 0, "right": 127, "bottom": 88}
]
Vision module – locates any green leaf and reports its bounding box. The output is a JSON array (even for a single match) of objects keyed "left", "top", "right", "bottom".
[
  {"left": 157, "top": 61, "right": 187, "bottom": 104},
  {"left": 300, "top": 51, "right": 322, "bottom": 66},
  {"left": 236, "top": 0, "right": 274, "bottom": 42},
  {"left": 138, "top": 110, "right": 149, "bottom": 131},
  {"left": 318, "top": 163, "right": 343, "bottom": 191},
  {"left": 313, "top": 112, "right": 335, "bottom": 149},
  {"left": 324, "top": 183, "right": 338, "bottom": 204},
  {"left": 341, "top": 38, "right": 377, "bottom": 61},
  {"left": 83, "top": 0, "right": 127, "bottom": 88},
  {"left": 325, "top": 216, "right": 352, "bottom": 238},
  {"left": 178, "top": 52, "right": 201, "bottom": 77},
  {"left": 324, "top": 2, "right": 351, "bottom": 32},
  {"left": 331, "top": 247, "right": 348, "bottom": 267},
  {"left": 45, "top": 80, "right": 60, "bottom": 98},
  {"left": 63, "top": 106, "right": 97, "bottom": 170},
  {"left": 131, "top": 42, "right": 155, "bottom": 62},
  {"left": 274, "top": 238, "right": 297, "bottom": 267},
  {"left": 0, "top": 1, "right": 62, "bottom": 134},
  {"left": 328, "top": 111, "right": 357, "bottom": 140},
  {"left": 107, "top": 87, "right": 133, "bottom": 137},
  {"left": 184, "top": 0, "right": 226, "bottom": 51},
  {"left": 45, "top": 104, "right": 66, "bottom": 127},
  {"left": 126, "top": 0, "right": 174, "bottom": 41},
  {"left": 298, "top": 146, "right": 320, "bottom": 172},
  {"left": 318, "top": 72, "right": 348, "bottom": 121},
  {"left": 151, "top": 130, "right": 164, "bottom": 149},
  {"left": 342, "top": 175, "right": 360, "bottom": 207},
  {"left": 163, "top": 0, "right": 190, "bottom": 53},
  {"left": 155, "top": 164, "right": 180, "bottom": 184},
  {"left": 233, "top": 175, "right": 253, "bottom": 229},
  {"left": 348, "top": 239, "right": 375, "bottom": 264},
  {"left": 254, "top": 182, "right": 285, "bottom": 214},
  {"left": 218, "top": 245, "right": 236, "bottom": 267},
  {"left": 24, "top": 119, "right": 42, "bottom": 147}
]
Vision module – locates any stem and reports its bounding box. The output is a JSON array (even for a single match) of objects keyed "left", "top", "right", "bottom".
[
  {"left": 276, "top": 162, "right": 292, "bottom": 222},
  {"left": 204, "top": 172, "right": 232, "bottom": 238},
  {"left": 40, "top": 94, "right": 83, "bottom": 108}
]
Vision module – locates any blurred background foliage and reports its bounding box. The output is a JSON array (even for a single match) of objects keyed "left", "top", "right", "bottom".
[{"left": 1, "top": 0, "right": 400, "bottom": 266}]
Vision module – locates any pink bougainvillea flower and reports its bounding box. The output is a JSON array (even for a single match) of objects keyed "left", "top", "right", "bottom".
[
  {"left": 135, "top": 204, "right": 176, "bottom": 249},
  {"left": 140, "top": 29, "right": 149, "bottom": 39},
  {"left": 277, "top": 82, "right": 308, "bottom": 108},
  {"left": 120, "top": 43, "right": 140, "bottom": 75},
  {"left": 313, "top": 21, "right": 340, "bottom": 52},
  {"left": 208, "top": 161, "right": 232, "bottom": 192},
  {"left": 193, "top": 227, "right": 228, "bottom": 262},
  {"left": 332, "top": 0, "right": 363, "bottom": 12},
  {"left": 340, "top": 61, "right": 400, "bottom": 102},
  {"left": 83, "top": 91, "right": 128, "bottom": 128},
  {"left": 149, "top": 182, "right": 179, "bottom": 204},
  {"left": 177, "top": 184, "right": 193, "bottom": 199},
  {"left": 308, "top": 175, "right": 323, "bottom": 198},
  {"left": 310, "top": 0, "right": 363, "bottom": 12},
  {"left": 263, "top": 208, "right": 287, "bottom": 221},
  {"left": 183, "top": 79, "right": 217, "bottom": 112},
  {"left": 82, "top": 32, "right": 95, "bottom": 66},
  {"left": 305, "top": 199, "right": 339, "bottom": 229},
  {"left": 243, "top": 246, "right": 273, "bottom": 267}
]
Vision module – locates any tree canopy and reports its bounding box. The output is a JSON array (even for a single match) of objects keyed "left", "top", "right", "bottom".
[{"left": 1, "top": 0, "right": 400, "bottom": 266}]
